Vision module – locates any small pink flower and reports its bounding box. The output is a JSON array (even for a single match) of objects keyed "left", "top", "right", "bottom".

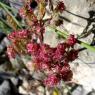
[
  {"left": 17, "top": 30, "right": 29, "bottom": 39},
  {"left": 57, "top": 43, "right": 66, "bottom": 53},
  {"left": 56, "top": 1, "right": 65, "bottom": 12},
  {"left": 39, "top": 52, "right": 51, "bottom": 62},
  {"left": 8, "top": 32, "right": 16, "bottom": 40},
  {"left": 19, "top": 7, "right": 26, "bottom": 18},
  {"left": 66, "top": 34, "right": 77, "bottom": 46},
  {"left": 27, "top": 42, "right": 40, "bottom": 55},
  {"left": 40, "top": 44, "right": 50, "bottom": 54},
  {"left": 53, "top": 50, "right": 63, "bottom": 62},
  {"left": 44, "top": 74, "right": 59, "bottom": 87},
  {"left": 53, "top": 43, "right": 66, "bottom": 62},
  {"left": 59, "top": 63, "right": 73, "bottom": 81},
  {"left": 52, "top": 64, "right": 62, "bottom": 73},
  {"left": 41, "top": 62, "right": 50, "bottom": 70}
]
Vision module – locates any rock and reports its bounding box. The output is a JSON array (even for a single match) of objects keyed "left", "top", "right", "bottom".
[
  {"left": 10, "top": 77, "right": 22, "bottom": 88},
  {"left": 70, "top": 59, "right": 95, "bottom": 94},
  {"left": 19, "top": 86, "right": 28, "bottom": 95},
  {"left": 0, "top": 79, "right": 20, "bottom": 95},
  {"left": 0, "top": 72, "right": 22, "bottom": 95},
  {"left": 87, "top": 90, "right": 95, "bottom": 95},
  {"left": 0, "top": 80, "right": 11, "bottom": 95},
  {"left": 44, "top": 27, "right": 59, "bottom": 47},
  {"left": 71, "top": 85, "right": 87, "bottom": 95},
  {"left": 62, "top": 0, "right": 95, "bottom": 35},
  {"left": 0, "top": 32, "right": 12, "bottom": 71},
  {"left": 36, "top": 86, "right": 45, "bottom": 95}
]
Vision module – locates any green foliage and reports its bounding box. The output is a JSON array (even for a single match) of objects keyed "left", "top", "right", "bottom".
[{"left": 0, "top": 19, "right": 12, "bottom": 34}]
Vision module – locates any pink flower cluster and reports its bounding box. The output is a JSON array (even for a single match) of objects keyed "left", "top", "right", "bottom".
[
  {"left": 44, "top": 74, "right": 60, "bottom": 87},
  {"left": 7, "top": 0, "right": 78, "bottom": 88},
  {"left": 7, "top": 25, "right": 77, "bottom": 87},
  {"left": 7, "top": 30, "right": 31, "bottom": 56},
  {"left": 8, "top": 30, "right": 30, "bottom": 40},
  {"left": 26, "top": 35, "right": 78, "bottom": 87}
]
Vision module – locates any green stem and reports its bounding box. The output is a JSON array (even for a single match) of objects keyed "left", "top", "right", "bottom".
[
  {"left": 49, "top": 26, "right": 95, "bottom": 52},
  {"left": 0, "top": 17, "right": 12, "bottom": 28},
  {"left": 80, "top": 42, "right": 95, "bottom": 52},
  {"left": 0, "top": 2, "right": 17, "bottom": 13},
  {"left": 0, "top": 2, "right": 22, "bottom": 29}
]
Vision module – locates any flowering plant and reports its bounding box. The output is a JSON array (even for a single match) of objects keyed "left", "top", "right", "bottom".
[
  {"left": 6, "top": 0, "right": 80, "bottom": 87},
  {"left": 0, "top": 0, "right": 95, "bottom": 94}
]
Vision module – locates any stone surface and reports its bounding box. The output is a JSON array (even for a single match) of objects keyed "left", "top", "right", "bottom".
[
  {"left": 0, "top": 77, "right": 21, "bottom": 95},
  {"left": 0, "top": 71, "right": 23, "bottom": 95},
  {"left": 0, "top": 80, "right": 11, "bottom": 95},
  {"left": 62, "top": 0, "right": 95, "bottom": 34}
]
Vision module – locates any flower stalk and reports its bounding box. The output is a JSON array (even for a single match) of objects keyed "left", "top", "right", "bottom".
[{"left": 49, "top": 26, "right": 95, "bottom": 52}]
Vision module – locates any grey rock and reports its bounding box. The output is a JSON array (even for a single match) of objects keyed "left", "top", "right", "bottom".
[
  {"left": 0, "top": 80, "right": 11, "bottom": 95},
  {"left": 0, "top": 72, "right": 22, "bottom": 95}
]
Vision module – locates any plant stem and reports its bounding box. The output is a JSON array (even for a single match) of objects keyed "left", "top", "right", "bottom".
[
  {"left": 0, "top": 17, "right": 12, "bottom": 28},
  {"left": 49, "top": 26, "right": 95, "bottom": 52},
  {"left": 0, "top": 2, "right": 17, "bottom": 13},
  {"left": 0, "top": 2, "right": 22, "bottom": 29}
]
